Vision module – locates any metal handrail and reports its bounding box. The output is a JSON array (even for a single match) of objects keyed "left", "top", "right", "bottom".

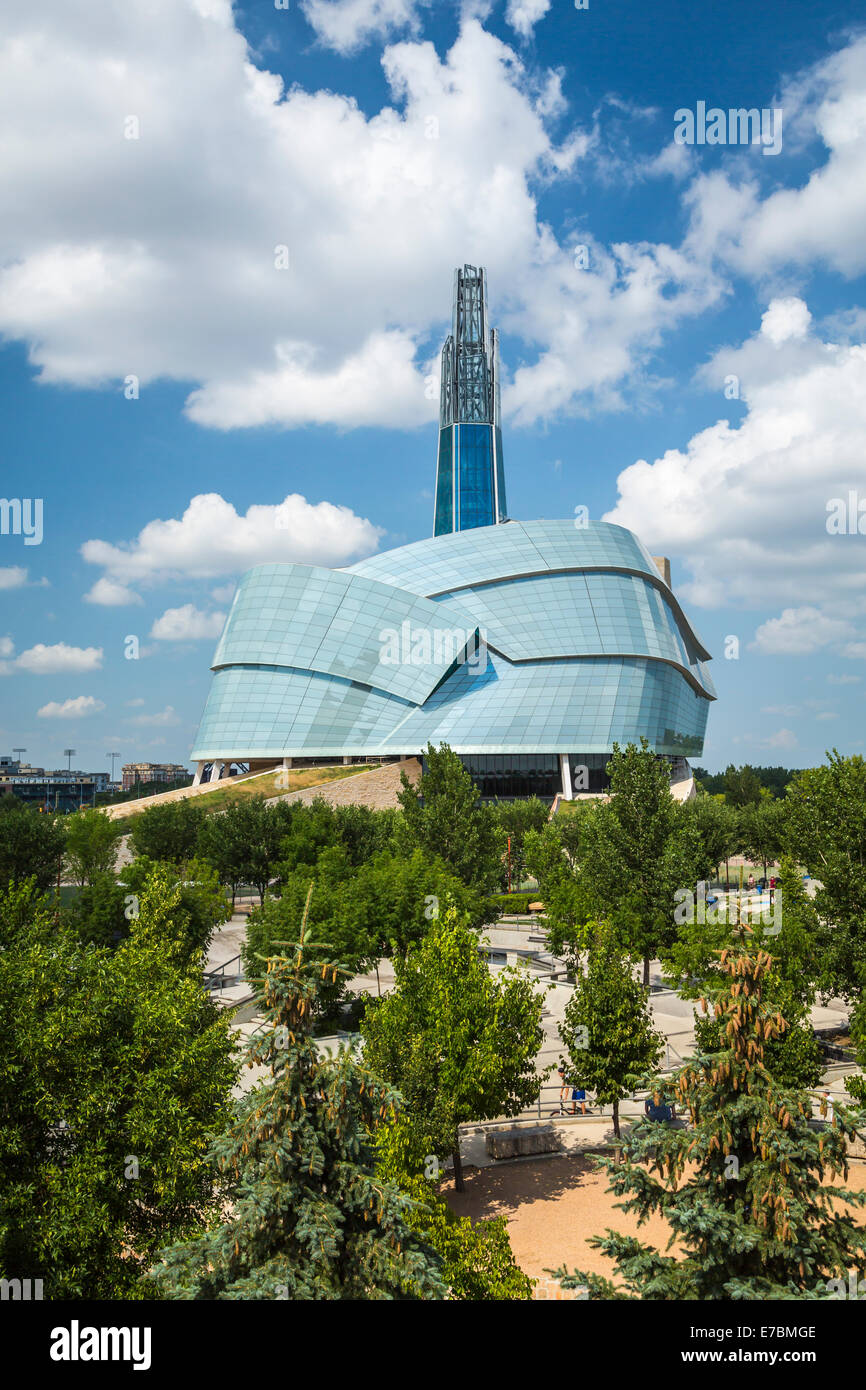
[{"left": 204, "top": 953, "right": 245, "bottom": 991}]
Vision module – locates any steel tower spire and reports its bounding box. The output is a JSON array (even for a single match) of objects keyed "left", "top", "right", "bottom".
[{"left": 433, "top": 265, "right": 507, "bottom": 536}]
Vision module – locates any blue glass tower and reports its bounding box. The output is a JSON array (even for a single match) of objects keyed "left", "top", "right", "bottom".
[{"left": 433, "top": 265, "right": 507, "bottom": 536}]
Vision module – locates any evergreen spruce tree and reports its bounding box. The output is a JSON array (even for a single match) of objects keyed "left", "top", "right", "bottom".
[
  {"left": 554, "top": 949, "right": 866, "bottom": 1299},
  {"left": 152, "top": 892, "right": 445, "bottom": 1300}
]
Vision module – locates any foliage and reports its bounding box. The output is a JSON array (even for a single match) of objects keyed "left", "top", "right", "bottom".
[
  {"left": 738, "top": 799, "right": 785, "bottom": 877},
  {"left": 572, "top": 741, "right": 706, "bottom": 984},
  {"left": 63, "top": 807, "right": 124, "bottom": 887},
  {"left": 492, "top": 798, "right": 551, "bottom": 890},
  {"left": 0, "top": 873, "right": 237, "bottom": 1299},
  {"left": 397, "top": 742, "right": 502, "bottom": 892},
  {"left": 151, "top": 903, "right": 445, "bottom": 1300},
  {"left": 553, "top": 950, "right": 866, "bottom": 1300},
  {"left": 128, "top": 797, "right": 206, "bottom": 866},
  {"left": 559, "top": 920, "right": 664, "bottom": 1136},
  {"left": 120, "top": 856, "right": 229, "bottom": 962},
  {"left": 361, "top": 904, "right": 546, "bottom": 1189},
  {"left": 245, "top": 852, "right": 491, "bottom": 1023},
  {"left": 679, "top": 795, "right": 741, "bottom": 880},
  {"left": 0, "top": 796, "right": 66, "bottom": 894},
  {"left": 394, "top": 1171, "right": 533, "bottom": 1300},
  {"left": 693, "top": 765, "right": 797, "bottom": 801},
  {"left": 783, "top": 751, "right": 866, "bottom": 999},
  {"left": 65, "top": 871, "right": 131, "bottom": 948}
]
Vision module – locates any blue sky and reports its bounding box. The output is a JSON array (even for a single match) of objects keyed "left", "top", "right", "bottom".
[{"left": 2, "top": 0, "right": 866, "bottom": 774}]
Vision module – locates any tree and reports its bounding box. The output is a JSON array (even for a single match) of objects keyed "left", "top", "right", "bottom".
[
  {"left": 397, "top": 742, "right": 501, "bottom": 892},
  {"left": 151, "top": 902, "right": 445, "bottom": 1300},
  {"left": 213, "top": 796, "right": 290, "bottom": 902},
  {"left": 197, "top": 805, "right": 251, "bottom": 907},
  {"left": 559, "top": 920, "right": 664, "bottom": 1137},
  {"left": 680, "top": 794, "right": 740, "bottom": 887},
  {"left": 739, "top": 798, "right": 785, "bottom": 880},
  {"left": 395, "top": 1177, "right": 533, "bottom": 1300},
  {"left": 665, "top": 858, "right": 822, "bottom": 1090},
  {"left": 0, "top": 796, "right": 65, "bottom": 894},
  {"left": 723, "top": 763, "right": 764, "bottom": 807},
  {"left": 361, "top": 905, "right": 546, "bottom": 1191},
  {"left": 553, "top": 949, "right": 866, "bottom": 1299},
  {"left": 128, "top": 798, "right": 205, "bottom": 865},
  {"left": 64, "top": 807, "right": 124, "bottom": 887},
  {"left": 65, "top": 871, "right": 130, "bottom": 948},
  {"left": 493, "top": 798, "right": 551, "bottom": 891},
  {"left": 120, "top": 856, "right": 229, "bottom": 963},
  {"left": 784, "top": 752, "right": 866, "bottom": 999},
  {"left": 576, "top": 740, "right": 705, "bottom": 986},
  {"left": 0, "top": 872, "right": 237, "bottom": 1298}
]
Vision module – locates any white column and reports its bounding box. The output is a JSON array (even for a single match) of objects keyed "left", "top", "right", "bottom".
[
  {"left": 559, "top": 754, "right": 573, "bottom": 801},
  {"left": 192, "top": 762, "right": 207, "bottom": 787},
  {"left": 209, "top": 761, "right": 225, "bottom": 782}
]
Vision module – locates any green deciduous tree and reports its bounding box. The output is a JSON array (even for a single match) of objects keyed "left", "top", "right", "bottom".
[
  {"left": 559, "top": 920, "right": 664, "bottom": 1137},
  {"left": 397, "top": 742, "right": 502, "bottom": 892},
  {"left": 723, "top": 763, "right": 765, "bottom": 807},
  {"left": 128, "top": 797, "right": 205, "bottom": 866},
  {"left": 65, "top": 871, "right": 130, "bottom": 948},
  {"left": 361, "top": 905, "right": 546, "bottom": 1190},
  {"left": 575, "top": 741, "right": 705, "bottom": 985},
  {"left": 0, "top": 796, "right": 66, "bottom": 894},
  {"left": 554, "top": 949, "right": 866, "bottom": 1299},
  {"left": 120, "top": 855, "right": 229, "bottom": 962},
  {"left": 784, "top": 751, "right": 866, "bottom": 999},
  {"left": 739, "top": 798, "right": 785, "bottom": 880},
  {"left": 63, "top": 807, "right": 124, "bottom": 887},
  {"left": 152, "top": 903, "right": 445, "bottom": 1300},
  {"left": 0, "top": 872, "right": 237, "bottom": 1299}
]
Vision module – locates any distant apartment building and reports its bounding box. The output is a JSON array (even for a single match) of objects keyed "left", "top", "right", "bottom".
[{"left": 121, "top": 762, "right": 190, "bottom": 791}]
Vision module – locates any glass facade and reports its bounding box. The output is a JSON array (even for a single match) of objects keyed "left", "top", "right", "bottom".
[
  {"left": 433, "top": 429, "right": 453, "bottom": 535},
  {"left": 192, "top": 520, "right": 713, "bottom": 765},
  {"left": 452, "top": 753, "right": 561, "bottom": 801}
]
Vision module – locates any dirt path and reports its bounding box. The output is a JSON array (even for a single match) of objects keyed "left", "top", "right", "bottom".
[{"left": 444, "top": 1152, "right": 866, "bottom": 1286}]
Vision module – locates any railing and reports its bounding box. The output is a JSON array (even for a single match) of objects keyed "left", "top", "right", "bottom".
[
  {"left": 204, "top": 953, "right": 245, "bottom": 992},
  {"left": 463, "top": 1081, "right": 683, "bottom": 1129}
]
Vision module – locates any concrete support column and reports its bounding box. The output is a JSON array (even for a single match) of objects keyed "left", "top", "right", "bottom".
[
  {"left": 343, "top": 756, "right": 352, "bottom": 765},
  {"left": 209, "top": 760, "right": 225, "bottom": 782},
  {"left": 192, "top": 761, "right": 207, "bottom": 787},
  {"left": 559, "top": 753, "right": 573, "bottom": 801},
  {"left": 282, "top": 757, "right": 293, "bottom": 771}
]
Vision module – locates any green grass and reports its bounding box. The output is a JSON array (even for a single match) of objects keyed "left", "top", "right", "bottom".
[
  {"left": 198, "top": 763, "right": 372, "bottom": 813},
  {"left": 113, "top": 762, "right": 377, "bottom": 822}
]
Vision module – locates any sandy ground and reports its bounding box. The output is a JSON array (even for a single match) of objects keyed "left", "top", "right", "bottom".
[{"left": 443, "top": 1152, "right": 866, "bottom": 1286}]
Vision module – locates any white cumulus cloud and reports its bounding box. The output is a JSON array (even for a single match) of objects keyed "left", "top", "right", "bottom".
[
  {"left": 0, "top": 567, "right": 28, "bottom": 589},
  {"left": 301, "top": 0, "right": 431, "bottom": 54},
  {"left": 127, "top": 705, "right": 182, "bottom": 727},
  {"left": 12, "top": 643, "right": 103, "bottom": 675},
  {"left": 81, "top": 492, "right": 383, "bottom": 590},
  {"left": 37, "top": 695, "right": 105, "bottom": 719},
  {"left": 505, "top": 0, "right": 551, "bottom": 40},
  {"left": 150, "top": 605, "right": 226, "bottom": 642},
  {"left": 0, "top": 2, "right": 726, "bottom": 431},
  {"left": 605, "top": 303, "right": 866, "bottom": 655},
  {"left": 84, "top": 576, "right": 144, "bottom": 607}
]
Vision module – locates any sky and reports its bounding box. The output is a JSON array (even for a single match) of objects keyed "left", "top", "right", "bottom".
[{"left": 2, "top": 0, "right": 866, "bottom": 775}]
